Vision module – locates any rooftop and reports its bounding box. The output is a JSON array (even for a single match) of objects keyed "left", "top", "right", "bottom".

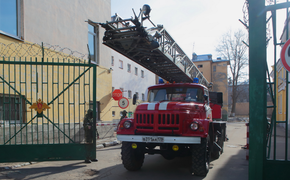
[{"left": 192, "top": 53, "right": 230, "bottom": 63}]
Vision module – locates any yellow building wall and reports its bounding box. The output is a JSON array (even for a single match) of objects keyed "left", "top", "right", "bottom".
[
  {"left": 193, "top": 59, "right": 229, "bottom": 119},
  {"left": 195, "top": 61, "right": 211, "bottom": 81},
  {"left": 276, "top": 67, "right": 287, "bottom": 122},
  {"left": 97, "top": 66, "right": 113, "bottom": 121},
  {"left": 212, "top": 61, "right": 229, "bottom": 119}
]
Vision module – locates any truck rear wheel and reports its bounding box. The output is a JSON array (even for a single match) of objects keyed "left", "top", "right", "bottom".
[
  {"left": 121, "top": 142, "right": 144, "bottom": 171},
  {"left": 191, "top": 137, "right": 210, "bottom": 176}
]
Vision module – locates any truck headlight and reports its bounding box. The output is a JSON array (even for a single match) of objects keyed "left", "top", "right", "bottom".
[
  {"left": 124, "top": 121, "right": 132, "bottom": 129},
  {"left": 190, "top": 122, "right": 199, "bottom": 131}
]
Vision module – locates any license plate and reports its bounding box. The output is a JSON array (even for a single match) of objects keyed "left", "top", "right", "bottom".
[{"left": 142, "top": 136, "right": 164, "bottom": 143}]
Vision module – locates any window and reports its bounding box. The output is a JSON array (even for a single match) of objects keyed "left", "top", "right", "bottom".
[
  {"left": 0, "top": 0, "right": 21, "bottom": 38},
  {"left": 0, "top": 94, "right": 26, "bottom": 123},
  {"left": 135, "top": 92, "right": 139, "bottom": 100},
  {"left": 147, "top": 87, "right": 204, "bottom": 103},
  {"left": 120, "top": 88, "right": 124, "bottom": 93},
  {"left": 119, "top": 60, "right": 123, "bottom": 69},
  {"left": 112, "top": 111, "right": 115, "bottom": 117},
  {"left": 128, "top": 90, "right": 132, "bottom": 99},
  {"left": 198, "top": 65, "right": 203, "bottom": 68},
  {"left": 213, "top": 65, "right": 216, "bottom": 72},
  {"left": 89, "top": 101, "right": 100, "bottom": 121},
  {"left": 142, "top": 93, "right": 145, "bottom": 101},
  {"left": 278, "top": 95, "right": 282, "bottom": 114},
  {"left": 141, "top": 70, "right": 144, "bottom": 78},
  {"left": 111, "top": 56, "right": 114, "bottom": 66},
  {"left": 88, "top": 23, "right": 97, "bottom": 62},
  {"left": 127, "top": 64, "right": 131, "bottom": 72},
  {"left": 135, "top": 67, "right": 138, "bottom": 75}
]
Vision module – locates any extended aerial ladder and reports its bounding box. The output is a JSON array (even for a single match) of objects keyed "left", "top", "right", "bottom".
[{"left": 98, "top": 5, "right": 210, "bottom": 87}]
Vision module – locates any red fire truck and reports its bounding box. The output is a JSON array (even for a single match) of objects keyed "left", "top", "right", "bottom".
[
  {"left": 117, "top": 80, "right": 226, "bottom": 177},
  {"left": 99, "top": 4, "right": 227, "bottom": 177}
]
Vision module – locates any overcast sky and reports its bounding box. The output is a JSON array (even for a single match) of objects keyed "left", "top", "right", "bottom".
[
  {"left": 111, "top": 0, "right": 247, "bottom": 60},
  {"left": 111, "top": 0, "right": 289, "bottom": 70}
]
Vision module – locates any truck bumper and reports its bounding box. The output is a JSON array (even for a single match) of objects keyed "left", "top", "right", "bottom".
[{"left": 117, "top": 135, "right": 201, "bottom": 144}]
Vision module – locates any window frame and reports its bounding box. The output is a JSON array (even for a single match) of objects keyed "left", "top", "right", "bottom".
[
  {"left": 127, "top": 63, "right": 131, "bottom": 73},
  {"left": 119, "top": 60, "right": 123, "bottom": 69},
  {"left": 135, "top": 92, "right": 139, "bottom": 100},
  {"left": 128, "top": 90, "right": 132, "bottom": 99},
  {"left": 88, "top": 23, "right": 99, "bottom": 63},
  {"left": 0, "top": 94, "right": 26, "bottom": 123},
  {"left": 0, "top": 0, "right": 23, "bottom": 40},
  {"left": 111, "top": 56, "right": 114, "bottom": 66}
]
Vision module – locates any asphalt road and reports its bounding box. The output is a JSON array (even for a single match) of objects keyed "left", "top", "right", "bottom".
[{"left": 0, "top": 122, "right": 248, "bottom": 180}]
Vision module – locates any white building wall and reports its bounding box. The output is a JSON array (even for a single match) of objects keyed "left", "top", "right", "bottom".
[
  {"left": 111, "top": 50, "right": 156, "bottom": 100},
  {"left": 23, "top": 0, "right": 111, "bottom": 68}
]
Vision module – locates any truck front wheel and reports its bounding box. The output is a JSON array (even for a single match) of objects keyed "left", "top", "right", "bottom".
[
  {"left": 121, "top": 142, "right": 145, "bottom": 171},
  {"left": 191, "top": 137, "right": 210, "bottom": 176}
]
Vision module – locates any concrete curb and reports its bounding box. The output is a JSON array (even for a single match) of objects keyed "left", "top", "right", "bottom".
[
  {"left": 97, "top": 140, "right": 121, "bottom": 149},
  {"left": 0, "top": 162, "right": 37, "bottom": 170}
]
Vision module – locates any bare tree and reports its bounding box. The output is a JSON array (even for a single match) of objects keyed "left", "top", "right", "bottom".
[{"left": 216, "top": 29, "right": 248, "bottom": 117}]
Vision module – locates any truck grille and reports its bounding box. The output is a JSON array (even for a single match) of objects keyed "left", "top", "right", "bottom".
[{"left": 135, "top": 113, "right": 180, "bottom": 132}]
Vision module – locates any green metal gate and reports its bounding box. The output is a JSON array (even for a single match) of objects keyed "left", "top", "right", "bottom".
[
  {"left": 248, "top": 0, "right": 290, "bottom": 179},
  {"left": 0, "top": 55, "right": 97, "bottom": 162}
]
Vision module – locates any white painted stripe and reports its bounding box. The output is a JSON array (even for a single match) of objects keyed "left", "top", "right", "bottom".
[
  {"left": 147, "top": 103, "right": 156, "bottom": 110},
  {"left": 159, "top": 102, "right": 169, "bottom": 110}
]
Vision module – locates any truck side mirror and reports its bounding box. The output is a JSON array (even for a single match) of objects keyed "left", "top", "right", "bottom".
[
  {"left": 204, "top": 95, "right": 209, "bottom": 103},
  {"left": 133, "top": 94, "right": 137, "bottom": 105}
]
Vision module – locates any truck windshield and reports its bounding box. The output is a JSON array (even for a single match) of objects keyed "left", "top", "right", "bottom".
[{"left": 148, "top": 87, "right": 204, "bottom": 103}]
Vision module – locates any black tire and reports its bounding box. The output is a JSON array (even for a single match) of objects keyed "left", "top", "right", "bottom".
[
  {"left": 191, "top": 137, "right": 210, "bottom": 177},
  {"left": 211, "top": 144, "right": 221, "bottom": 160},
  {"left": 219, "top": 129, "right": 225, "bottom": 154},
  {"left": 121, "top": 142, "right": 144, "bottom": 171},
  {"left": 211, "top": 128, "right": 225, "bottom": 159}
]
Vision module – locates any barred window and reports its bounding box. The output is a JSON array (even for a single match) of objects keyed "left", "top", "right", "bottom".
[{"left": 0, "top": 94, "right": 26, "bottom": 123}]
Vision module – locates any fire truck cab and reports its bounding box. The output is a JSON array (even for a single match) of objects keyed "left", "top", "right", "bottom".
[{"left": 117, "top": 81, "right": 226, "bottom": 177}]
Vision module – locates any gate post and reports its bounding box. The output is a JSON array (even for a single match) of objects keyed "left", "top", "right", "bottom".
[
  {"left": 248, "top": 0, "right": 267, "bottom": 180},
  {"left": 92, "top": 63, "right": 97, "bottom": 159}
]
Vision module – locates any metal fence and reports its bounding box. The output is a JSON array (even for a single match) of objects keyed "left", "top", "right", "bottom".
[{"left": 0, "top": 42, "right": 97, "bottom": 162}]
